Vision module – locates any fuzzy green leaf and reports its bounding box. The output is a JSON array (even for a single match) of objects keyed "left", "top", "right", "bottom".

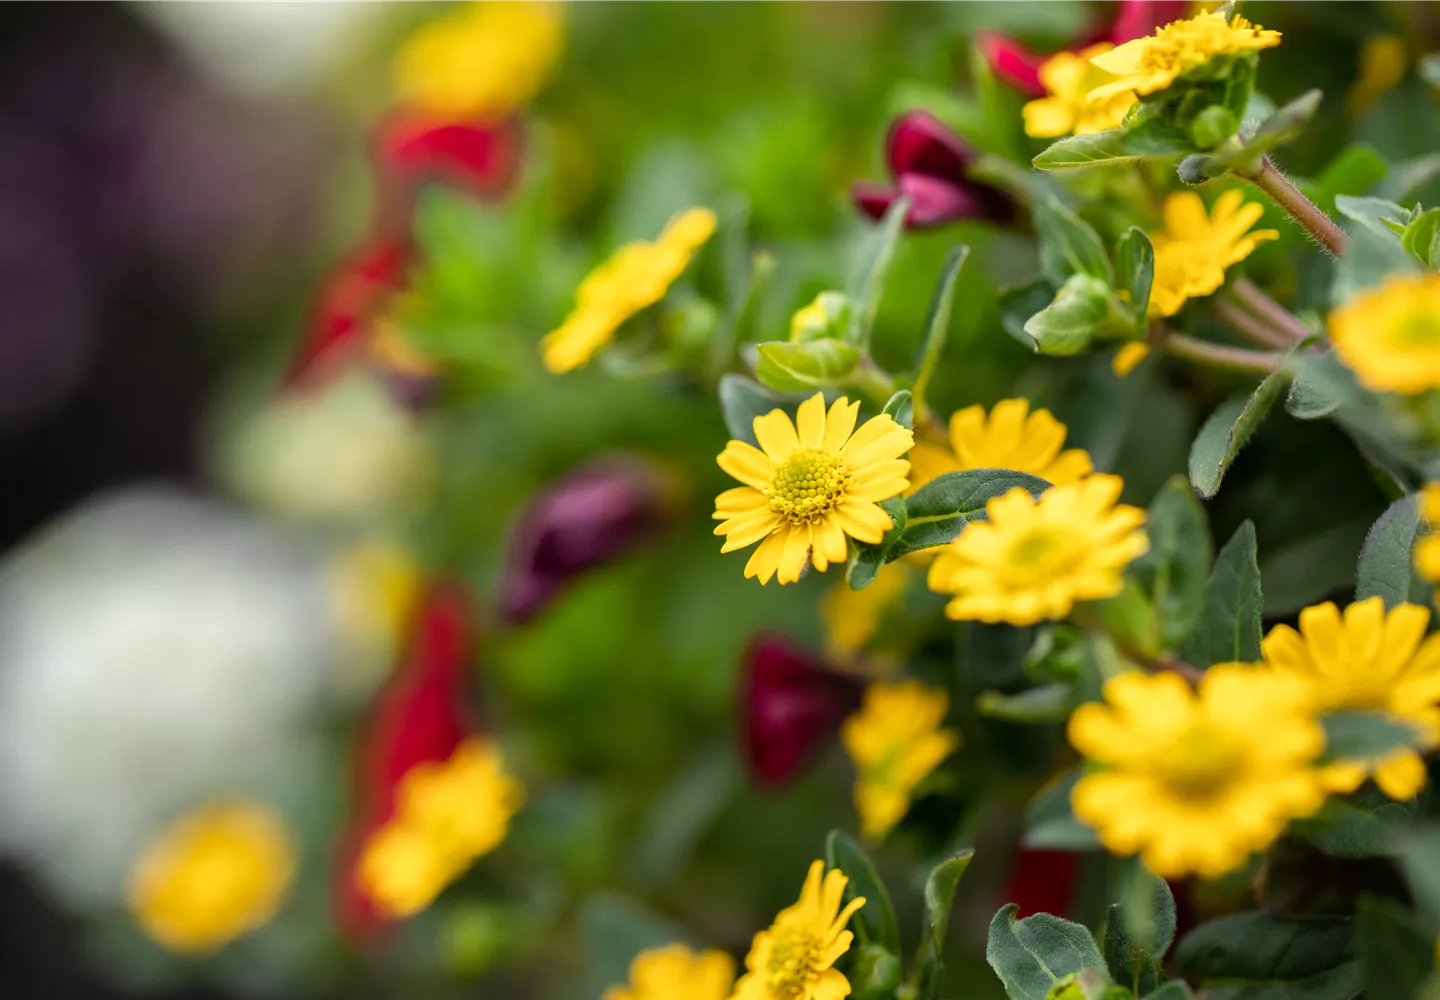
[
  {"left": 1024, "top": 275, "right": 1131, "bottom": 356},
  {"left": 889, "top": 470, "right": 1051, "bottom": 560},
  {"left": 718, "top": 374, "right": 795, "bottom": 447},
  {"left": 975, "top": 684, "right": 1074, "bottom": 724},
  {"left": 911, "top": 246, "right": 969, "bottom": 410},
  {"left": 847, "top": 196, "right": 910, "bottom": 350},
  {"left": 1187, "top": 365, "right": 1289, "bottom": 499},
  {"left": 1103, "top": 875, "right": 1176, "bottom": 997},
  {"left": 1024, "top": 769, "right": 1100, "bottom": 850},
  {"left": 1132, "top": 477, "right": 1214, "bottom": 653},
  {"left": 1322, "top": 711, "right": 1423, "bottom": 761},
  {"left": 1356, "top": 898, "right": 1436, "bottom": 1000},
  {"left": 882, "top": 389, "right": 914, "bottom": 429},
  {"left": 1291, "top": 796, "right": 1414, "bottom": 859},
  {"left": 753, "top": 340, "right": 861, "bottom": 392},
  {"left": 1034, "top": 195, "right": 1113, "bottom": 286},
  {"left": 1356, "top": 494, "right": 1436, "bottom": 609},
  {"left": 987, "top": 905, "right": 1109, "bottom": 1000},
  {"left": 915, "top": 851, "right": 975, "bottom": 1000},
  {"left": 1400, "top": 208, "right": 1440, "bottom": 268},
  {"left": 1175, "top": 911, "right": 1360, "bottom": 1000},
  {"left": 1032, "top": 120, "right": 1196, "bottom": 171},
  {"left": 824, "top": 830, "right": 900, "bottom": 955},
  {"left": 1115, "top": 228, "right": 1155, "bottom": 320},
  {"left": 1178, "top": 521, "right": 1263, "bottom": 668}
]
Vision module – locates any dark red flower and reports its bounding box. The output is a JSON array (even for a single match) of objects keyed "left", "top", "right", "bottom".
[
  {"left": 500, "top": 457, "right": 677, "bottom": 624},
  {"left": 335, "top": 582, "right": 475, "bottom": 943},
  {"left": 1005, "top": 847, "right": 1080, "bottom": 918},
  {"left": 851, "top": 111, "right": 1015, "bottom": 229},
  {"left": 977, "top": 31, "right": 1053, "bottom": 98},
  {"left": 374, "top": 114, "right": 523, "bottom": 203},
  {"left": 740, "top": 633, "right": 863, "bottom": 787},
  {"left": 1109, "top": 0, "right": 1192, "bottom": 45}
]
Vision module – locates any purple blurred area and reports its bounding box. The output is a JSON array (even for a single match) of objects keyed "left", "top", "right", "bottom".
[{"left": 0, "top": 3, "right": 329, "bottom": 996}]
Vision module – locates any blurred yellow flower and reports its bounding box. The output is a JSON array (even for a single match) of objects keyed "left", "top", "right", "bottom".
[
  {"left": 369, "top": 318, "right": 439, "bottom": 379},
  {"left": 542, "top": 208, "right": 717, "bottom": 373},
  {"left": 822, "top": 561, "right": 909, "bottom": 661},
  {"left": 330, "top": 538, "right": 422, "bottom": 659},
  {"left": 908, "top": 398, "right": 1093, "bottom": 496},
  {"left": 927, "top": 474, "right": 1147, "bottom": 625},
  {"left": 1089, "top": 11, "right": 1281, "bottom": 101},
  {"left": 1148, "top": 190, "right": 1278, "bottom": 318},
  {"left": 1347, "top": 34, "right": 1408, "bottom": 117},
  {"left": 732, "top": 860, "right": 865, "bottom": 1000},
  {"left": 1069, "top": 667, "right": 1331, "bottom": 878},
  {"left": 358, "top": 739, "right": 524, "bottom": 919},
  {"left": 841, "top": 681, "right": 960, "bottom": 842},
  {"left": 127, "top": 802, "right": 295, "bottom": 954},
  {"left": 395, "top": 1, "right": 563, "bottom": 121},
  {"left": 1112, "top": 342, "right": 1151, "bottom": 377},
  {"left": 1418, "top": 484, "right": 1440, "bottom": 593},
  {"left": 603, "top": 944, "right": 736, "bottom": 1000},
  {"left": 714, "top": 393, "right": 913, "bottom": 586},
  {"left": 1023, "top": 43, "right": 1136, "bottom": 138},
  {"left": 1260, "top": 597, "right": 1440, "bottom": 800},
  {"left": 1328, "top": 273, "right": 1440, "bottom": 395}
]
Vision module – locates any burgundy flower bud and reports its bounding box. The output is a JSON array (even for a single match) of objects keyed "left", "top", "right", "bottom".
[
  {"left": 500, "top": 457, "right": 677, "bottom": 624},
  {"left": 740, "top": 633, "right": 863, "bottom": 787},
  {"left": 977, "top": 30, "right": 1050, "bottom": 98},
  {"left": 888, "top": 110, "right": 977, "bottom": 179}
]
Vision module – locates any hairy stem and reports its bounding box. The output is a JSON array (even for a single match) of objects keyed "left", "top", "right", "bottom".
[
  {"left": 1231, "top": 277, "right": 1312, "bottom": 343},
  {"left": 1242, "top": 157, "right": 1349, "bottom": 257},
  {"left": 1213, "top": 296, "right": 1295, "bottom": 350},
  {"left": 1160, "top": 328, "right": 1285, "bottom": 375}
]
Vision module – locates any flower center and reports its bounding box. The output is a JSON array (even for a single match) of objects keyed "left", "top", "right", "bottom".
[
  {"left": 1000, "top": 529, "right": 1084, "bottom": 586},
  {"left": 1155, "top": 723, "right": 1244, "bottom": 799},
  {"left": 765, "top": 921, "right": 822, "bottom": 999},
  {"left": 768, "top": 449, "right": 850, "bottom": 526},
  {"left": 1392, "top": 309, "right": 1440, "bottom": 347}
]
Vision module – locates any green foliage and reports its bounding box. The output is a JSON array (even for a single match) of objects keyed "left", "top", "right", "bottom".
[
  {"left": 847, "top": 197, "right": 911, "bottom": 351},
  {"left": 1102, "top": 874, "right": 1176, "bottom": 997},
  {"left": 1114, "top": 229, "right": 1155, "bottom": 321},
  {"left": 987, "top": 905, "right": 1109, "bottom": 1000},
  {"left": 1174, "top": 911, "right": 1361, "bottom": 1000},
  {"left": 1025, "top": 276, "right": 1134, "bottom": 355},
  {"left": 1321, "top": 711, "right": 1424, "bottom": 761},
  {"left": 1356, "top": 898, "right": 1437, "bottom": 1000},
  {"left": 910, "top": 246, "right": 969, "bottom": 411},
  {"left": 915, "top": 851, "right": 974, "bottom": 1000},
  {"left": 1356, "top": 493, "right": 1438, "bottom": 609},
  {"left": 1401, "top": 208, "right": 1440, "bottom": 268},
  {"left": 1178, "top": 521, "right": 1262, "bottom": 668},
  {"left": 1187, "top": 365, "right": 1290, "bottom": 499},
  {"left": 824, "top": 830, "right": 900, "bottom": 955},
  {"left": 1128, "top": 477, "right": 1213, "bottom": 654},
  {"left": 753, "top": 339, "right": 862, "bottom": 391},
  {"left": 718, "top": 373, "right": 795, "bottom": 446},
  {"left": 1034, "top": 195, "right": 1114, "bottom": 287},
  {"left": 1032, "top": 122, "right": 1197, "bottom": 171},
  {"left": 1024, "top": 769, "right": 1100, "bottom": 851},
  {"left": 1292, "top": 795, "right": 1415, "bottom": 859},
  {"left": 882, "top": 470, "right": 1051, "bottom": 563}
]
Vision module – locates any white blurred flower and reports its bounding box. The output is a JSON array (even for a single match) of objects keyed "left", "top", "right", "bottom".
[{"left": 0, "top": 489, "right": 341, "bottom": 908}]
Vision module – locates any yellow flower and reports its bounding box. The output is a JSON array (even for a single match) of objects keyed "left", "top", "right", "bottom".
[
  {"left": 1260, "top": 597, "right": 1440, "bottom": 800},
  {"left": 841, "top": 681, "right": 960, "bottom": 842},
  {"left": 822, "top": 561, "right": 909, "bottom": 662},
  {"left": 127, "top": 802, "right": 296, "bottom": 954},
  {"left": 1147, "top": 190, "right": 1278, "bottom": 318},
  {"left": 1417, "top": 484, "right": 1440, "bottom": 590},
  {"left": 1069, "top": 667, "right": 1331, "bottom": 878},
  {"left": 1347, "top": 35, "right": 1408, "bottom": 117},
  {"left": 714, "top": 393, "right": 913, "bottom": 586},
  {"left": 542, "top": 208, "right": 717, "bottom": 373},
  {"left": 395, "top": 1, "right": 563, "bottom": 121},
  {"left": 927, "top": 474, "right": 1148, "bottom": 626},
  {"left": 1328, "top": 273, "right": 1440, "bottom": 395},
  {"left": 908, "top": 398, "right": 1094, "bottom": 496},
  {"left": 330, "top": 538, "right": 422, "bottom": 659},
  {"left": 1112, "top": 342, "right": 1151, "bottom": 377},
  {"left": 731, "top": 860, "right": 865, "bottom": 1000},
  {"left": 358, "top": 738, "right": 525, "bottom": 919},
  {"left": 604, "top": 944, "right": 736, "bottom": 1000},
  {"left": 1089, "top": 11, "right": 1281, "bottom": 101},
  {"left": 1023, "top": 43, "right": 1137, "bottom": 138}
]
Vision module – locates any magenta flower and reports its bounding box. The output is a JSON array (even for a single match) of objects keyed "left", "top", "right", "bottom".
[{"left": 740, "top": 633, "right": 863, "bottom": 787}]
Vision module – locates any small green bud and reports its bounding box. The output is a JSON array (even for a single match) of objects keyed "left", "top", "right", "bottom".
[
  {"left": 789, "top": 290, "right": 853, "bottom": 342},
  {"left": 442, "top": 904, "right": 510, "bottom": 976},
  {"left": 663, "top": 296, "right": 720, "bottom": 353},
  {"left": 849, "top": 943, "right": 903, "bottom": 1000},
  {"left": 1188, "top": 105, "right": 1239, "bottom": 150},
  {"left": 1046, "top": 969, "right": 1123, "bottom": 1000}
]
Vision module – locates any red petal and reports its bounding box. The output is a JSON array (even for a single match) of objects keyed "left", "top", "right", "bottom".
[
  {"left": 375, "top": 114, "right": 523, "bottom": 201},
  {"left": 1110, "top": 0, "right": 1192, "bottom": 43},
  {"left": 1005, "top": 848, "right": 1079, "bottom": 918},
  {"left": 851, "top": 180, "right": 900, "bottom": 221},
  {"left": 887, "top": 110, "right": 976, "bottom": 181},
  {"left": 284, "top": 239, "right": 411, "bottom": 389},
  {"left": 977, "top": 31, "right": 1049, "bottom": 98},
  {"left": 740, "top": 633, "right": 862, "bottom": 787}
]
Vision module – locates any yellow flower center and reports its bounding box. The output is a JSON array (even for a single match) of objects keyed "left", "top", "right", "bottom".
[
  {"left": 768, "top": 449, "right": 850, "bottom": 526},
  {"left": 1393, "top": 309, "right": 1440, "bottom": 346},
  {"left": 1155, "top": 723, "right": 1244, "bottom": 799},
  {"left": 765, "top": 920, "right": 822, "bottom": 999},
  {"left": 1001, "top": 529, "right": 1084, "bottom": 585}
]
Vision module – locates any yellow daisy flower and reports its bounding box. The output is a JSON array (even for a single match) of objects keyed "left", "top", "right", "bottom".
[
  {"left": 1417, "top": 483, "right": 1440, "bottom": 590},
  {"left": 127, "top": 801, "right": 296, "bottom": 954},
  {"left": 1023, "top": 43, "right": 1137, "bottom": 138},
  {"left": 395, "top": 1, "right": 563, "bottom": 121},
  {"left": 908, "top": 398, "right": 1094, "bottom": 496},
  {"left": 713, "top": 393, "right": 914, "bottom": 586},
  {"left": 1259, "top": 597, "right": 1440, "bottom": 800},
  {"left": 1069, "top": 667, "right": 1331, "bottom": 878},
  {"left": 1089, "top": 11, "right": 1282, "bottom": 101},
  {"left": 841, "top": 681, "right": 960, "bottom": 842},
  {"left": 604, "top": 944, "right": 736, "bottom": 1000},
  {"left": 732, "top": 860, "right": 865, "bottom": 1000},
  {"left": 542, "top": 208, "right": 717, "bottom": 373},
  {"left": 1112, "top": 342, "right": 1151, "bottom": 377},
  {"left": 926, "top": 474, "right": 1148, "bottom": 626},
  {"left": 821, "top": 561, "right": 910, "bottom": 662},
  {"left": 1328, "top": 273, "right": 1440, "bottom": 395},
  {"left": 1147, "top": 190, "right": 1278, "bottom": 318}
]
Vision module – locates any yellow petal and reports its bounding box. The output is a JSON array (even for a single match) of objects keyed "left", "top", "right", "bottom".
[{"left": 754, "top": 409, "right": 800, "bottom": 463}]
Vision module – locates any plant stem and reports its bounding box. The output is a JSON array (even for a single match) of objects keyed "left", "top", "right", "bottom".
[
  {"left": 1241, "top": 157, "right": 1349, "bottom": 257},
  {"left": 1109, "top": 633, "right": 1207, "bottom": 685},
  {"left": 1159, "top": 327, "right": 1285, "bottom": 375},
  {"left": 1231, "top": 277, "right": 1312, "bottom": 343},
  {"left": 1213, "top": 296, "right": 1294, "bottom": 350}
]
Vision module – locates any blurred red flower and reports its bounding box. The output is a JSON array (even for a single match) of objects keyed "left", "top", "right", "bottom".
[{"left": 739, "top": 633, "right": 862, "bottom": 787}]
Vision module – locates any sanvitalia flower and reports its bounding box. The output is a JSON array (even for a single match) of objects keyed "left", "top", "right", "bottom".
[
  {"left": 1068, "top": 667, "right": 1332, "bottom": 878},
  {"left": 714, "top": 393, "right": 913, "bottom": 585},
  {"left": 1023, "top": 44, "right": 1137, "bottom": 137},
  {"left": 1346, "top": 34, "right": 1408, "bottom": 117},
  {"left": 731, "top": 860, "right": 865, "bottom": 1000},
  {"left": 604, "top": 944, "right": 736, "bottom": 1000},
  {"left": 127, "top": 802, "right": 296, "bottom": 954},
  {"left": 927, "top": 474, "right": 1147, "bottom": 625},
  {"left": 394, "top": 1, "right": 563, "bottom": 121},
  {"left": 1417, "top": 484, "right": 1440, "bottom": 591},
  {"left": 1147, "top": 191, "right": 1278, "bottom": 318},
  {"left": 1259, "top": 597, "right": 1440, "bottom": 800},
  {"left": 740, "top": 634, "right": 863, "bottom": 787},
  {"left": 821, "top": 562, "right": 910, "bottom": 661},
  {"left": 1112, "top": 342, "right": 1151, "bottom": 377},
  {"left": 841, "top": 681, "right": 960, "bottom": 842},
  {"left": 1328, "top": 273, "right": 1440, "bottom": 395},
  {"left": 542, "top": 208, "right": 717, "bottom": 373},
  {"left": 1089, "top": 11, "right": 1281, "bottom": 102},
  {"left": 908, "top": 398, "right": 1093, "bottom": 496}
]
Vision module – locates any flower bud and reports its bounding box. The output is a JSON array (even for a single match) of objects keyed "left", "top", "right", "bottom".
[
  {"left": 374, "top": 114, "right": 523, "bottom": 203},
  {"left": 790, "top": 291, "right": 852, "bottom": 342},
  {"left": 1047, "top": 970, "right": 1126, "bottom": 1000},
  {"left": 740, "top": 633, "right": 863, "bottom": 786},
  {"left": 849, "top": 944, "right": 903, "bottom": 1000},
  {"left": 852, "top": 112, "right": 1015, "bottom": 229}
]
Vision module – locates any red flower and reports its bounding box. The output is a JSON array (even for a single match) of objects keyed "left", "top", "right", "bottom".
[
  {"left": 374, "top": 114, "right": 523, "bottom": 204},
  {"left": 851, "top": 111, "right": 1015, "bottom": 229},
  {"left": 740, "top": 633, "right": 863, "bottom": 787},
  {"left": 1005, "top": 848, "right": 1079, "bottom": 918},
  {"left": 334, "top": 582, "right": 475, "bottom": 943}
]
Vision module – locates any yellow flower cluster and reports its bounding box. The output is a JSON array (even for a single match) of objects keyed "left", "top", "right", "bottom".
[
  {"left": 909, "top": 398, "right": 1093, "bottom": 495},
  {"left": 358, "top": 739, "right": 524, "bottom": 919},
  {"left": 1024, "top": 44, "right": 1136, "bottom": 139},
  {"left": 841, "top": 681, "right": 960, "bottom": 842},
  {"left": 394, "top": 1, "right": 564, "bottom": 121},
  {"left": 604, "top": 944, "right": 736, "bottom": 1000},
  {"left": 732, "top": 861, "right": 865, "bottom": 1000},
  {"left": 1089, "top": 10, "right": 1281, "bottom": 101},
  {"left": 1419, "top": 484, "right": 1440, "bottom": 593},
  {"left": 127, "top": 801, "right": 296, "bottom": 954},
  {"left": 1148, "top": 191, "right": 1278, "bottom": 318},
  {"left": 542, "top": 208, "right": 717, "bottom": 373},
  {"left": 1328, "top": 272, "right": 1440, "bottom": 395}
]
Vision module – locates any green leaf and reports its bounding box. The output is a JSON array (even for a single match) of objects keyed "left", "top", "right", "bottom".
[
  {"left": 986, "top": 904, "right": 1108, "bottom": 1000},
  {"left": 1034, "top": 194, "right": 1113, "bottom": 286},
  {"left": 910, "top": 246, "right": 969, "bottom": 412},
  {"left": 1115, "top": 228, "right": 1154, "bottom": 320},
  {"left": 1397, "top": 827, "right": 1440, "bottom": 922},
  {"left": 847, "top": 196, "right": 910, "bottom": 350},
  {"left": 1132, "top": 477, "right": 1214, "bottom": 654},
  {"left": 1103, "top": 875, "right": 1176, "bottom": 997},
  {"left": 882, "top": 389, "right": 914, "bottom": 429},
  {"left": 847, "top": 495, "right": 907, "bottom": 589},
  {"left": 1333, "top": 195, "right": 1421, "bottom": 302},
  {"left": 1187, "top": 366, "right": 1289, "bottom": 499},
  {"left": 1218, "top": 90, "right": 1322, "bottom": 171},
  {"left": 1401, "top": 208, "right": 1440, "bottom": 268},
  {"left": 975, "top": 684, "right": 1074, "bottom": 723},
  {"left": 1139, "top": 985, "right": 1195, "bottom": 1000},
  {"left": 1175, "top": 911, "right": 1360, "bottom": 1000},
  {"left": 1356, "top": 494, "right": 1436, "bottom": 609},
  {"left": 1024, "top": 275, "right": 1131, "bottom": 356},
  {"left": 1032, "top": 120, "right": 1196, "bottom": 171},
  {"left": 1291, "top": 797, "right": 1415, "bottom": 859},
  {"left": 824, "top": 830, "right": 900, "bottom": 955},
  {"left": 1356, "top": 898, "right": 1436, "bottom": 1000},
  {"left": 753, "top": 340, "right": 861, "bottom": 392},
  {"left": 915, "top": 851, "right": 975, "bottom": 1000},
  {"left": 718, "top": 374, "right": 795, "bottom": 447},
  {"left": 1177, "top": 522, "right": 1263, "bottom": 668},
  {"left": 1024, "top": 769, "right": 1100, "bottom": 851},
  {"left": 1285, "top": 350, "right": 1353, "bottom": 420},
  {"left": 1001, "top": 279, "right": 1056, "bottom": 350},
  {"left": 890, "top": 470, "right": 1051, "bottom": 560},
  {"left": 1322, "top": 711, "right": 1423, "bottom": 761}
]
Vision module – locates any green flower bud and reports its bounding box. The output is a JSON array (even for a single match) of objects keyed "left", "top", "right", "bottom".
[
  {"left": 790, "top": 291, "right": 853, "bottom": 342},
  {"left": 849, "top": 943, "right": 903, "bottom": 1000},
  {"left": 1189, "top": 105, "right": 1239, "bottom": 150},
  {"left": 1046, "top": 969, "right": 1127, "bottom": 1000}
]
